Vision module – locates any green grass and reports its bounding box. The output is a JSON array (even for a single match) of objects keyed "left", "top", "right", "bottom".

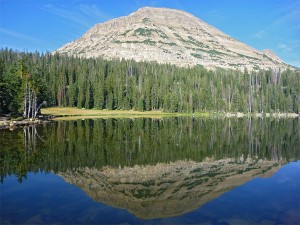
[
  {"left": 41, "top": 107, "right": 294, "bottom": 120},
  {"left": 41, "top": 107, "right": 194, "bottom": 120}
]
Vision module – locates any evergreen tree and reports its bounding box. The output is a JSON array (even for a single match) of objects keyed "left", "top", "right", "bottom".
[{"left": 0, "top": 48, "right": 299, "bottom": 115}]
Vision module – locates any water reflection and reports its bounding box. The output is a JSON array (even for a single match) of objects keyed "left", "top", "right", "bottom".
[
  {"left": 60, "top": 158, "right": 285, "bottom": 219},
  {"left": 0, "top": 117, "right": 299, "bottom": 221}
]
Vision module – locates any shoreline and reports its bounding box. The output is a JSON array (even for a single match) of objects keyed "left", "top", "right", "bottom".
[
  {"left": 222, "top": 112, "right": 299, "bottom": 118},
  {"left": 41, "top": 107, "right": 299, "bottom": 120},
  {"left": 0, "top": 118, "right": 51, "bottom": 130},
  {"left": 1, "top": 107, "right": 298, "bottom": 129}
]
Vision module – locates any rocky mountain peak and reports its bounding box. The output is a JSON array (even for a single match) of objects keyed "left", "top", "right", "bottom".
[
  {"left": 55, "top": 7, "right": 288, "bottom": 71},
  {"left": 131, "top": 6, "right": 203, "bottom": 26},
  {"left": 262, "top": 49, "right": 283, "bottom": 63}
]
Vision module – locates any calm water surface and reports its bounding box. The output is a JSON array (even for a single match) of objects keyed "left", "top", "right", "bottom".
[{"left": 0, "top": 118, "right": 299, "bottom": 225}]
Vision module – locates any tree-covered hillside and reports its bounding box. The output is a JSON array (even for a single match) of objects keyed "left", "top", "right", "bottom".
[{"left": 0, "top": 48, "right": 299, "bottom": 115}]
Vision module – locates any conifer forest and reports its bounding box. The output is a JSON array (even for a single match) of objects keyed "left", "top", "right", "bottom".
[{"left": 0, "top": 48, "right": 299, "bottom": 115}]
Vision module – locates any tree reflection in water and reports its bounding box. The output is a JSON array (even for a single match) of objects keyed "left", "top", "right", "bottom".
[{"left": 0, "top": 118, "right": 299, "bottom": 183}]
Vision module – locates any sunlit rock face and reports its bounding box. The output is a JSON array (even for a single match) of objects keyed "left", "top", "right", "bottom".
[
  {"left": 55, "top": 7, "right": 289, "bottom": 71},
  {"left": 59, "top": 157, "right": 285, "bottom": 219}
]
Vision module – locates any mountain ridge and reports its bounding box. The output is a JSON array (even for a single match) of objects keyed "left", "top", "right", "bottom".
[{"left": 55, "top": 7, "right": 288, "bottom": 71}]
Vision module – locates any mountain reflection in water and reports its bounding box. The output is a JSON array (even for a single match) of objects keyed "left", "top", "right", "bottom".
[
  {"left": 60, "top": 158, "right": 284, "bottom": 219},
  {"left": 0, "top": 117, "right": 299, "bottom": 224}
]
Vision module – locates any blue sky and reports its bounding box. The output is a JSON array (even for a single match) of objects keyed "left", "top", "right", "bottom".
[{"left": 0, "top": 0, "right": 299, "bottom": 67}]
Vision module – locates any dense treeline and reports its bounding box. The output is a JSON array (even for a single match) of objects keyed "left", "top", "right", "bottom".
[
  {"left": 0, "top": 48, "right": 299, "bottom": 115},
  {"left": 1, "top": 118, "right": 299, "bottom": 182}
]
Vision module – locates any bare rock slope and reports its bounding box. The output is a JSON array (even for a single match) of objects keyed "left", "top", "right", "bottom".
[{"left": 55, "top": 7, "right": 288, "bottom": 71}]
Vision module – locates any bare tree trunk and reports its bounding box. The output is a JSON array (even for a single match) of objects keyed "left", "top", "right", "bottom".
[
  {"left": 23, "top": 82, "right": 28, "bottom": 118},
  {"left": 27, "top": 89, "right": 32, "bottom": 119},
  {"left": 32, "top": 92, "right": 37, "bottom": 119},
  {"left": 34, "top": 101, "right": 47, "bottom": 119}
]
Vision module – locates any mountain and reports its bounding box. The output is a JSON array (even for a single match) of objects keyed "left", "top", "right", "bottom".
[
  {"left": 60, "top": 158, "right": 284, "bottom": 219},
  {"left": 55, "top": 7, "right": 289, "bottom": 71}
]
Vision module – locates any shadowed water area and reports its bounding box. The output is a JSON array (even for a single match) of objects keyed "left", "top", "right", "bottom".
[{"left": 0, "top": 117, "right": 300, "bottom": 225}]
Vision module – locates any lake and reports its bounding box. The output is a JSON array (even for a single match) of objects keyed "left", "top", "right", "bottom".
[{"left": 0, "top": 117, "right": 299, "bottom": 225}]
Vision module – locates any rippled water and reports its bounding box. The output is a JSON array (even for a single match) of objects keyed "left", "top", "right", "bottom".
[{"left": 1, "top": 118, "right": 299, "bottom": 225}]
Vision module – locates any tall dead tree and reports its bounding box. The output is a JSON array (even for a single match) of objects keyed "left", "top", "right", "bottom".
[{"left": 22, "top": 72, "right": 46, "bottom": 119}]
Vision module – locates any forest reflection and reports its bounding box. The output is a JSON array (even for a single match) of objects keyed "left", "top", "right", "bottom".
[{"left": 1, "top": 117, "right": 299, "bottom": 183}]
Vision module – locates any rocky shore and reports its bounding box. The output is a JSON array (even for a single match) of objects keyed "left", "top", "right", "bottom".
[
  {"left": 0, "top": 116, "right": 52, "bottom": 129},
  {"left": 223, "top": 112, "right": 299, "bottom": 118}
]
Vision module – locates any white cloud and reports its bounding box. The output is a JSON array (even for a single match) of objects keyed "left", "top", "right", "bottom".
[
  {"left": 206, "top": 9, "right": 225, "bottom": 20},
  {"left": 43, "top": 3, "right": 112, "bottom": 34},
  {"left": 278, "top": 41, "right": 300, "bottom": 52},
  {"left": 270, "top": 1, "right": 300, "bottom": 35},
  {"left": 0, "top": 28, "right": 52, "bottom": 51},
  {"left": 0, "top": 28, "right": 41, "bottom": 42},
  {"left": 79, "top": 4, "right": 111, "bottom": 21},
  {"left": 278, "top": 43, "right": 289, "bottom": 50},
  {"left": 253, "top": 30, "right": 265, "bottom": 39},
  {"left": 277, "top": 41, "right": 300, "bottom": 67},
  {"left": 43, "top": 4, "right": 91, "bottom": 30}
]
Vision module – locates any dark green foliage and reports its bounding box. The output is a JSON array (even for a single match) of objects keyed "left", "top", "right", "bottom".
[
  {"left": 0, "top": 49, "right": 48, "bottom": 115},
  {"left": 142, "top": 18, "right": 151, "bottom": 24},
  {"left": 120, "top": 29, "right": 133, "bottom": 36},
  {"left": 0, "top": 48, "right": 299, "bottom": 114},
  {"left": 158, "top": 41, "right": 177, "bottom": 46},
  {"left": 1, "top": 117, "right": 299, "bottom": 182},
  {"left": 237, "top": 53, "right": 260, "bottom": 61},
  {"left": 191, "top": 53, "right": 202, "bottom": 59},
  {"left": 133, "top": 27, "right": 168, "bottom": 39}
]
